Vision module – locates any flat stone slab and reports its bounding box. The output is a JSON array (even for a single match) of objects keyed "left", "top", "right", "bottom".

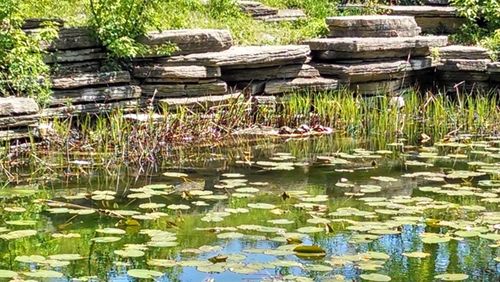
[
  {"left": 0, "top": 129, "right": 32, "bottom": 141},
  {"left": 238, "top": 1, "right": 278, "bottom": 17},
  {"left": 258, "top": 9, "right": 307, "bottom": 22},
  {"left": 326, "top": 15, "right": 421, "bottom": 37},
  {"left": 51, "top": 61, "right": 102, "bottom": 75},
  {"left": 438, "top": 71, "right": 490, "bottom": 81},
  {"left": 42, "top": 100, "right": 140, "bottom": 117},
  {"left": 141, "top": 80, "right": 228, "bottom": 98},
  {"left": 47, "top": 27, "right": 100, "bottom": 50},
  {"left": 0, "top": 97, "right": 39, "bottom": 117},
  {"left": 51, "top": 71, "right": 131, "bottom": 89},
  {"left": 438, "top": 45, "right": 490, "bottom": 60},
  {"left": 414, "top": 17, "right": 466, "bottom": 34},
  {"left": 265, "top": 77, "right": 338, "bottom": 95},
  {"left": 382, "top": 5, "right": 457, "bottom": 17},
  {"left": 306, "top": 36, "right": 447, "bottom": 59},
  {"left": 0, "top": 114, "right": 40, "bottom": 129},
  {"left": 423, "top": 0, "right": 449, "bottom": 5},
  {"left": 45, "top": 48, "right": 106, "bottom": 64},
  {"left": 159, "top": 93, "right": 243, "bottom": 111},
  {"left": 222, "top": 64, "right": 319, "bottom": 82},
  {"left": 22, "top": 18, "right": 65, "bottom": 29},
  {"left": 312, "top": 60, "right": 419, "bottom": 82},
  {"left": 161, "top": 45, "right": 310, "bottom": 68},
  {"left": 50, "top": 86, "right": 141, "bottom": 105},
  {"left": 138, "top": 29, "right": 233, "bottom": 55},
  {"left": 348, "top": 78, "right": 416, "bottom": 95},
  {"left": 438, "top": 59, "right": 491, "bottom": 72},
  {"left": 133, "top": 65, "right": 221, "bottom": 81}
]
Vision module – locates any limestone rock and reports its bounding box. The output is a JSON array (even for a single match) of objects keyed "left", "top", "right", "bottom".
[
  {"left": 133, "top": 65, "right": 221, "bottom": 81},
  {"left": 326, "top": 15, "right": 421, "bottom": 37},
  {"left": 159, "top": 93, "right": 244, "bottom": 111},
  {"left": 438, "top": 45, "right": 490, "bottom": 60},
  {"left": 0, "top": 97, "right": 40, "bottom": 117},
  {"left": 438, "top": 59, "right": 491, "bottom": 72},
  {"left": 159, "top": 45, "right": 310, "bottom": 68},
  {"left": 47, "top": 27, "right": 99, "bottom": 50},
  {"left": 141, "top": 80, "right": 228, "bottom": 98},
  {"left": 138, "top": 29, "right": 233, "bottom": 55},
  {"left": 222, "top": 64, "right": 320, "bottom": 82},
  {"left": 238, "top": 1, "right": 278, "bottom": 17},
  {"left": 422, "top": 0, "right": 449, "bottom": 5},
  {"left": 410, "top": 57, "right": 434, "bottom": 70},
  {"left": 382, "top": 5, "right": 457, "bottom": 17},
  {"left": 348, "top": 78, "right": 415, "bottom": 96},
  {"left": 258, "top": 9, "right": 307, "bottom": 22},
  {"left": 306, "top": 36, "right": 448, "bottom": 60},
  {"left": 0, "top": 115, "right": 40, "bottom": 129},
  {"left": 45, "top": 48, "right": 106, "bottom": 64},
  {"left": 52, "top": 71, "right": 131, "bottom": 89},
  {"left": 265, "top": 77, "right": 338, "bottom": 94},
  {"left": 51, "top": 61, "right": 102, "bottom": 75},
  {"left": 22, "top": 18, "right": 64, "bottom": 29},
  {"left": 438, "top": 71, "right": 490, "bottom": 81},
  {"left": 50, "top": 86, "right": 141, "bottom": 105},
  {"left": 312, "top": 60, "right": 414, "bottom": 82},
  {"left": 0, "top": 129, "right": 32, "bottom": 141},
  {"left": 42, "top": 100, "right": 140, "bottom": 117},
  {"left": 488, "top": 62, "right": 500, "bottom": 82},
  {"left": 414, "top": 17, "right": 466, "bottom": 34}
]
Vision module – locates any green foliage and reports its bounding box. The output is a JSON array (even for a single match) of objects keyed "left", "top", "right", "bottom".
[
  {"left": 0, "top": 0, "right": 57, "bottom": 105},
  {"left": 450, "top": 0, "right": 500, "bottom": 56},
  {"left": 87, "top": 0, "right": 176, "bottom": 59}
]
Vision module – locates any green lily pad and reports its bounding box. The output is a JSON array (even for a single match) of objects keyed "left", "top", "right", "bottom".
[
  {"left": 360, "top": 273, "right": 391, "bottom": 281},
  {"left": 127, "top": 269, "right": 163, "bottom": 279},
  {"left": 434, "top": 273, "right": 469, "bottom": 281}
]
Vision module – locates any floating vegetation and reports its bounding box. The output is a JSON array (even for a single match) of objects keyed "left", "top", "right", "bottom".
[{"left": 0, "top": 137, "right": 499, "bottom": 281}]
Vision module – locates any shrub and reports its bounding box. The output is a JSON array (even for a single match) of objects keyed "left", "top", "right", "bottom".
[
  {"left": 0, "top": 0, "right": 57, "bottom": 105},
  {"left": 87, "top": 0, "right": 176, "bottom": 59}
]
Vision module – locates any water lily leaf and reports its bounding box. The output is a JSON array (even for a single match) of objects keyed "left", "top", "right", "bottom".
[
  {"left": 360, "top": 273, "right": 391, "bottom": 281},
  {"left": 91, "top": 236, "right": 121, "bottom": 243},
  {"left": 296, "top": 226, "right": 324, "bottom": 233},
  {"left": 15, "top": 255, "right": 46, "bottom": 264},
  {"left": 48, "top": 254, "right": 84, "bottom": 261},
  {"left": 454, "top": 230, "right": 480, "bottom": 238},
  {"left": 23, "top": 270, "right": 64, "bottom": 278},
  {"left": 305, "top": 264, "right": 333, "bottom": 272},
  {"left": 248, "top": 203, "right": 276, "bottom": 209},
  {"left": 167, "top": 204, "right": 190, "bottom": 210},
  {"left": 139, "top": 203, "right": 165, "bottom": 209},
  {"left": 268, "top": 219, "right": 295, "bottom": 225},
  {"left": 127, "top": 269, "right": 163, "bottom": 279},
  {"left": 434, "top": 273, "right": 469, "bottom": 281},
  {"left": 217, "top": 232, "right": 245, "bottom": 239},
  {"left": 96, "top": 228, "right": 126, "bottom": 235},
  {"left": 0, "top": 229, "right": 37, "bottom": 240},
  {"left": 0, "top": 269, "right": 17, "bottom": 278},
  {"left": 6, "top": 220, "right": 37, "bottom": 226},
  {"left": 163, "top": 172, "right": 188, "bottom": 178},
  {"left": 294, "top": 245, "right": 326, "bottom": 258},
  {"left": 402, "top": 252, "right": 430, "bottom": 258},
  {"left": 147, "top": 259, "right": 177, "bottom": 267},
  {"left": 114, "top": 249, "right": 145, "bottom": 258}
]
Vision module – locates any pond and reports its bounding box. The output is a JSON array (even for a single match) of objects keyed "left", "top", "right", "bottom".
[{"left": 0, "top": 135, "right": 499, "bottom": 281}]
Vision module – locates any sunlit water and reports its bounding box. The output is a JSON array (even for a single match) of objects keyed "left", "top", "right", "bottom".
[{"left": 0, "top": 136, "right": 499, "bottom": 281}]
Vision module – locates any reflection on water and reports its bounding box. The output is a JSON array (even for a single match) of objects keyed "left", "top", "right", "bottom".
[{"left": 0, "top": 135, "right": 499, "bottom": 281}]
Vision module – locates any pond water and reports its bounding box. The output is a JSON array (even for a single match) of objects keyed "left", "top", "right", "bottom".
[{"left": 0, "top": 136, "right": 499, "bottom": 281}]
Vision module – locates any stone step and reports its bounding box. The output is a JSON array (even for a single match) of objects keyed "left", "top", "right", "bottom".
[
  {"left": 158, "top": 45, "right": 310, "bottom": 69},
  {"left": 438, "top": 45, "right": 490, "bottom": 60},
  {"left": 306, "top": 36, "right": 448, "bottom": 60},
  {"left": 382, "top": 6, "right": 465, "bottom": 34},
  {"left": 0, "top": 97, "right": 40, "bottom": 117},
  {"left": 222, "top": 64, "right": 319, "bottom": 82},
  {"left": 488, "top": 63, "right": 500, "bottom": 82},
  {"left": 51, "top": 71, "right": 131, "bottom": 89},
  {"left": 133, "top": 65, "right": 221, "bottom": 82},
  {"left": 158, "top": 93, "right": 244, "bottom": 111},
  {"left": 326, "top": 15, "right": 421, "bottom": 37},
  {"left": 22, "top": 18, "right": 65, "bottom": 30},
  {"left": 50, "top": 86, "right": 141, "bottom": 106},
  {"left": 138, "top": 29, "right": 233, "bottom": 56},
  {"left": 141, "top": 80, "right": 228, "bottom": 98}
]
